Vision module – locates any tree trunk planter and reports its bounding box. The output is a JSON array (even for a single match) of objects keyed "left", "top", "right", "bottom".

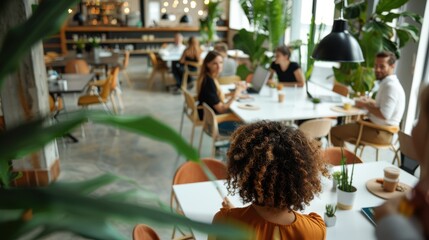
[
  {"left": 324, "top": 214, "right": 337, "bottom": 227},
  {"left": 337, "top": 186, "right": 357, "bottom": 210}
]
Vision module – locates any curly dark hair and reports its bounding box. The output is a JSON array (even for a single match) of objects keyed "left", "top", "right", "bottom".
[{"left": 226, "top": 121, "right": 328, "bottom": 211}]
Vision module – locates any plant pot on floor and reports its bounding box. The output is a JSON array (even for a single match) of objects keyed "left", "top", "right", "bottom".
[
  {"left": 324, "top": 214, "right": 337, "bottom": 227},
  {"left": 337, "top": 185, "right": 357, "bottom": 210}
]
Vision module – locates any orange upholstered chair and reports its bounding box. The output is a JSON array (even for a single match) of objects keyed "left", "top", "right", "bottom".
[{"left": 322, "top": 147, "right": 363, "bottom": 165}]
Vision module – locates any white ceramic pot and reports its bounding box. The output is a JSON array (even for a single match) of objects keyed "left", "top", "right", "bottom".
[
  {"left": 324, "top": 213, "right": 337, "bottom": 227},
  {"left": 332, "top": 179, "right": 338, "bottom": 191},
  {"left": 337, "top": 186, "right": 357, "bottom": 210}
]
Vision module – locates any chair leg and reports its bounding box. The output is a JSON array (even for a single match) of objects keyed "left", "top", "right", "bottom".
[
  {"left": 122, "top": 70, "right": 132, "bottom": 87},
  {"left": 198, "top": 130, "right": 204, "bottom": 155},
  {"left": 179, "top": 104, "right": 186, "bottom": 136},
  {"left": 190, "top": 124, "right": 195, "bottom": 146},
  {"left": 109, "top": 95, "right": 118, "bottom": 114},
  {"left": 211, "top": 139, "right": 216, "bottom": 158},
  {"left": 148, "top": 70, "right": 157, "bottom": 90}
]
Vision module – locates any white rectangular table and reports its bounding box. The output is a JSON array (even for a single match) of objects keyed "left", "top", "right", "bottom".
[
  {"left": 226, "top": 82, "right": 366, "bottom": 123},
  {"left": 173, "top": 161, "right": 418, "bottom": 240}
]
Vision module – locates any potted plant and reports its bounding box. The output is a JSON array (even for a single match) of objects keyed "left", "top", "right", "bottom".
[
  {"left": 337, "top": 148, "right": 357, "bottom": 210},
  {"left": 75, "top": 37, "right": 85, "bottom": 57},
  {"left": 233, "top": 0, "right": 291, "bottom": 79},
  {"left": 199, "top": 1, "right": 221, "bottom": 47},
  {"left": 312, "top": 97, "right": 321, "bottom": 110},
  {"left": 332, "top": 171, "right": 341, "bottom": 191},
  {"left": 324, "top": 204, "right": 337, "bottom": 227},
  {"left": 332, "top": 0, "right": 422, "bottom": 94}
]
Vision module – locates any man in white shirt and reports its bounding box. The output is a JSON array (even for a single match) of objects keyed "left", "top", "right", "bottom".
[
  {"left": 158, "top": 33, "right": 185, "bottom": 57},
  {"left": 330, "top": 51, "right": 406, "bottom": 147}
]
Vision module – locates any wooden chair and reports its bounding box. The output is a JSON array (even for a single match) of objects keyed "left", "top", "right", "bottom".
[
  {"left": 181, "top": 61, "right": 200, "bottom": 90},
  {"left": 346, "top": 119, "right": 400, "bottom": 164},
  {"left": 147, "top": 52, "right": 170, "bottom": 90},
  {"left": 78, "top": 66, "right": 119, "bottom": 114},
  {"left": 133, "top": 224, "right": 160, "bottom": 240},
  {"left": 88, "top": 66, "right": 123, "bottom": 113},
  {"left": 171, "top": 158, "right": 227, "bottom": 239},
  {"left": 49, "top": 94, "right": 64, "bottom": 118},
  {"left": 120, "top": 51, "right": 132, "bottom": 87},
  {"left": 133, "top": 224, "right": 194, "bottom": 240},
  {"left": 64, "top": 59, "right": 91, "bottom": 74},
  {"left": 322, "top": 147, "right": 363, "bottom": 165},
  {"left": 332, "top": 81, "right": 349, "bottom": 97},
  {"left": 198, "top": 103, "right": 240, "bottom": 157},
  {"left": 179, "top": 88, "right": 203, "bottom": 146},
  {"left": 395, "top": 131, "right": 420, "bottom": 174},
  {"left": 299, "top": 118, "right": 332, "bottom": 147}
]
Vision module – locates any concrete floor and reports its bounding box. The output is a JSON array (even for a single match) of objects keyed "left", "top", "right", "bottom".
[{"left": 52, "top": 56, "right": 397, "bottom": 240}]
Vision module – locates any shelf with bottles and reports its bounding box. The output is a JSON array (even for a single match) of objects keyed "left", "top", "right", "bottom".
[
  {"left": 66, "top": 38, "right": 174, "bottom": 44},
  {"left": 83, "top": 0, "right": 126, "bottom": 26}
]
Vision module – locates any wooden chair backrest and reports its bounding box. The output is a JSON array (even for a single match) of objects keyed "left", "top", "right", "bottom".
[
  {"left": 183, "top": 61, "right": 200, "bottom": 77},
  {"left": 333, "top": 81, "right": 349, "bottom": 97},
  {"left": 173, "top": 158, "right": 227, "bottom": 185},
  {"left": 182, "top": 89, "right": 200, "bottom": 122},
  {"left": 218, "top": 75, "right": 240, "bottom": 85},
  {"left": 65, "top": 59, "right": 90, "bottom": 74},
  {"left": 109, "top": 66, "right": 120, "bottom": 89},
  {"left": 299, "top": 119, "right": 332, "bottom": 139},
  {"left": 132, "top": 224, "right": 160, "bottom": 240},
  {"left": 202, "top": 103, "right": 219, "bottom": 139},
  {"left": 323, "top": 147, "right": 363, "bottom": 165},
  {"left": 148, "top": 52, "right": 159, "bottom": 67}
]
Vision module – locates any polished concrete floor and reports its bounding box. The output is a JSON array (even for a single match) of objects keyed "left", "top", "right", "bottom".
[{"left": 53, "top": 56, "right": 397, "bottom": 240}]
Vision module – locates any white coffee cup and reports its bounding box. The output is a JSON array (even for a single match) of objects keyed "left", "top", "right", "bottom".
[{"left": 57, "top": 80, "right": 67, "bottom": 91}]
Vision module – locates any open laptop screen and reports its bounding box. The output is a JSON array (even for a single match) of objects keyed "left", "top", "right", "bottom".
[{"left": 248, "top": 66, "right": 270, "bottom": 94}]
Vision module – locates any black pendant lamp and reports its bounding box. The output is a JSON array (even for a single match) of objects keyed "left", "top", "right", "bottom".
[
  {"left": 311, "top": 1, "right": 363, "bottom": 62},
  {"left": 161, "top": 13, "right": 169, "bottom": 20},
  {"left": 180, "top": 14, "right": 190, "bottom": 23}
]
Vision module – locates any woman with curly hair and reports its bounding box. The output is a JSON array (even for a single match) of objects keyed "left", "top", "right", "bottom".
[{"left": 210, "top": 121, "right": 328, "bottom": 239}]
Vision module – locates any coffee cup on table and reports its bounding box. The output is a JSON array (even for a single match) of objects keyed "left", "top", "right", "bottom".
[
  {"left": 383, "top": 167, "right": 400, "bottom": 192},
  {"left": 57, "top": 79, "right": 68, "bottom": 91},
  {"left": 278, "top": 92, "right": 285, "bottom": 103}
]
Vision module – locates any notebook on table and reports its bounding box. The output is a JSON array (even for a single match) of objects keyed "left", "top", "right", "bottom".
[{"left": 361, "top": 207, "right": 376, "bottom": 226}]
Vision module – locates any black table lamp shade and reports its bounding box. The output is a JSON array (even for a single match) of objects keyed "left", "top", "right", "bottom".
[{"left": 312, "top": 19, "right": 364, "bottom": 62}]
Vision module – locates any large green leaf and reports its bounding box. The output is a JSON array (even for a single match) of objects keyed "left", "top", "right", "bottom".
[
  {"left": 382, "top": 37, "right": 400, "bottom": 58},
  {"left": 360, "top": 31, "right": 383, "bottom": 68},
  {"left": 266, "top": 0, "right": 289, "bottom": 51},
  {"left": 396, "top": 29, "right": 411, "bottom": 48},
  {"left": 376, "top": 0, "right": 408, "bottom": 14},
  {"left": 397, "top": 24, "right": 420, "bottom": 42},
  {"left": 0, "top": 0, "right": 80, "bottom": 87},
  {"left": 0, "top": 186, "right": 250, "bottom": 239},
  {"left": 0, "top": 111, "right": 199, "bottom": 186},
  {"left": 233, "top": 29, "right": 268, "bottom": 69},
  {"left": 343, "top": 1, "right": 366, "bottom": 19},
  {"left": 236, "top": 64, "right": 252, "bottom": 80}
]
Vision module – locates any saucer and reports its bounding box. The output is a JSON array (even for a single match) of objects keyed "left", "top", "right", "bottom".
[
  {"left": 330, "top": 105, "right": 361, "bottom": 114},
  {"left": 237, "top": 103, "right": 260, "bottom": 110},
  {"left": 366, "top": 178, "right": 412, "bottom": 199}
]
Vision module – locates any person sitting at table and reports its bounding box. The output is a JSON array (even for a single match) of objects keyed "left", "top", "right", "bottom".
[
  {"left": 330, "top": 51, "right": 406, "bottom": 147},
  {"left": 269, "top": 45, "right": 305, "bottom": 87},
  {"left": 197, "top": 51, "right": 245, "bottom": 134},
  {"left": 209, "top": 121, "right": 328, "bottom": 240},
  {"left": 374, "top": 85, "right": 429, "bottom": 240},
  {"left": 159, "top": 33, "right": 185, "bottom": 84},
  {"left": 214, "top": 42, "right": 237, "bottom": 77},
  {"left": 172, "top": 36, "right": 202, "bottom": 93}
]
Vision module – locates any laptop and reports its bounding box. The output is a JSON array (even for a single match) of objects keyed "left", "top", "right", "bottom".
[{"left": 247, "top": 66, "right": 270, "bottom": 94}]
